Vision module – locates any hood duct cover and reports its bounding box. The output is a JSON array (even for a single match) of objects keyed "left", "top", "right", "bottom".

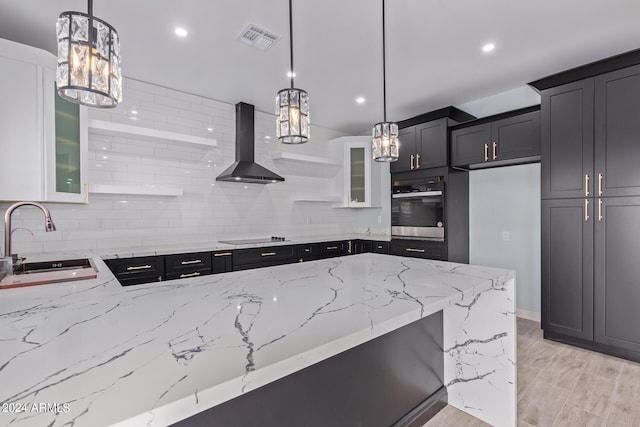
[{"left": 216, "top": 102, "right": 284, "bottom": 184}]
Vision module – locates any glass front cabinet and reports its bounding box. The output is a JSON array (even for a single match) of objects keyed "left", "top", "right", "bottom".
[{"left": 341, "top": 137, "right": 382, "bottom": 208}]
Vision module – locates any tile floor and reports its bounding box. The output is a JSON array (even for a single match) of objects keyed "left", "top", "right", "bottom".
[{"left": 425, "top": 318, "right": 640, "bottom": 427}]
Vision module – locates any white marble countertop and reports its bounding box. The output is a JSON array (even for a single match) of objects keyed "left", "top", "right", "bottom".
[
  {"left": 93, "top": 233, "right": 391, "bottom": 260},
  {"left": 0, "top": 253, "right": 514, "bottom": 427}
]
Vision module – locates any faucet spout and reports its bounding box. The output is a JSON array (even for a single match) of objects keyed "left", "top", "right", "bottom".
[{"left": 3, "top": 201, "right": 57, "bottom": 260}]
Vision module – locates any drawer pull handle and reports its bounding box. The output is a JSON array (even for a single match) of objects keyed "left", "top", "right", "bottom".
[
  {"left": 181, "top": 259, "right": 202, "bottom": 265},
  {"left": 180, "top": 272, "right": 201, "bottom": 278},
  {"left": 326, "top": 246, "right": 338, "bottom": 250},
  {"left": 484, "top": 143, "right": 489, "bottom": 162},
  {"left": 416, "top": 153, "right": 421, "bottom": 169},
  {"left": 127, "top": 265, "right": 152, "bottom": 271},
  {"left": 406, "top": 248, "right": 425, "bottom": 253},
  {"left": 214, "top": 252, "right": 232, "bottom": 257},
  {"left": 410, "top": 154, "right": 415, "bottom": 170},
  {"left": 377, "top": 245, "right": 383, "bottom": 249},
  {"left": 492, "top": 142, "right": 497, "bottom": 160},
  {"left": 261, "top": 252, "right": 277, "bottom": 257},
  {"left": 304, "top": 248, "right": 311, "bottom": 252}
]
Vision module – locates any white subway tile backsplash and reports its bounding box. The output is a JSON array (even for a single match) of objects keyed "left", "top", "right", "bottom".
[
  {"left": 153, "top": 94, "right": 191, "bottom": 110},
  {"left": 126, "top": 78, "right": 169, "bottom": 96}
]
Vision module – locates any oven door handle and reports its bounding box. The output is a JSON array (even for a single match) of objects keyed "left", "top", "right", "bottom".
[{"left": 392, "top": 191, "right": 443, "bottom": 199}]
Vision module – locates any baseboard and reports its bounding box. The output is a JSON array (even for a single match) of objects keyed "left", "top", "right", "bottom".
[{"left": 517, "top": 309, "right": 541, "bottom": 322}]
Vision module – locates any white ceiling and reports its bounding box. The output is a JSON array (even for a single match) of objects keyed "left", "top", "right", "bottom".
[{"left": 1, "top": 0, "right": 640, "bottom": 134}]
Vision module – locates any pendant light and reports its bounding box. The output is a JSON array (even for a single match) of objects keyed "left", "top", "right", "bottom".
[
  {"left": 276, "top": 0, "right": 310, "bottom": 144},
  {"left": 372, "top": 0, "right": 399, "bottom": 162},
  {"left": 56, "top": 0, "right": 122, "bottom": 108}
]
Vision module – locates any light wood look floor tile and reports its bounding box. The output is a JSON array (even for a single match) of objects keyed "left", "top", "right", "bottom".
[{"left": 424, "top": 318, "right": 640, "bottom": 427}]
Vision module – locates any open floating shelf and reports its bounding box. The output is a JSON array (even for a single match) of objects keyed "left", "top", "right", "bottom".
[
  {"left": 271, "top": 152, "right": 342, "bottom": 177},
  {"left": 88, "top": 119, "right": 217, "bottom": 148},
  {"left": 90, "top": 184, "right": 183, "bottom": 197}
]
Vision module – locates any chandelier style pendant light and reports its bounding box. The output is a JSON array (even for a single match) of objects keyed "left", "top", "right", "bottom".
[
  {"left": 372, "top": 0, "right": 399, "bottom": 162},
  {"left": 276, "top": 0, "right": 310, "bottom": 144},
  {"left": 56, "top": 0, "right": 122, "bottom": 108}
]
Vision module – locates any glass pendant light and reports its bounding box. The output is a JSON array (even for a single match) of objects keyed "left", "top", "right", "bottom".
[
  {"left": 276, "top": 0, "right": 310, "bottom": 144},
  {"left": 372, "top": 0, "right": 399, "bottom": 162},
  {"left": 56, "top": 0, "right": 122, "bottom": 108}
]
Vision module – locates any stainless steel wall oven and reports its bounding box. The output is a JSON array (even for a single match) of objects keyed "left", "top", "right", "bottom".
[{"left": 391, "top": 176, "right": 445, "bottom": 240}]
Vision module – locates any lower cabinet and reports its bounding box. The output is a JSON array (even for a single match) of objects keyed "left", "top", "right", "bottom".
[
  {"left": 297, "top": 243, "right": 319, "bottom": 261},
  {"left": 543, "top": 196, "right": 640, "bottom": 360},
  {"left": 165, "top": 252, "right": 212, "bottom": 280},
  {"left": 541, "top": 199, "right": 594, "bottom": 341},
  {"left": 371, "top": 241, "right": 390, "bottom": 254},
  {"left": 212, "top": 251, "right": 233, "bottom": 273},
  {"left": 233, "top": 245, "right": 298, "bottom": 271},
  {"left": 105, "top": 256, "right": 165, "bottom": 287},
  {"left": 594, "top": 197, "right": 640, "bottom": 354},
  {"left": 352, "top": 240, "right": 373, "bottom": 254},
  {"left": 317, "top": 241, "right": 350, "bottom": 259},
  {"left": 390, "top": 239, "right": 446, "bottom": 261}
]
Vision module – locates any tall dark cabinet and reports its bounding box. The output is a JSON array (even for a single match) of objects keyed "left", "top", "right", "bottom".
[{"left": 531, "top": 49, "right": 640, "bottom": 362}]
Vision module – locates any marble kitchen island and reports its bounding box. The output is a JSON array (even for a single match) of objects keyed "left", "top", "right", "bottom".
[{"left": 0, "top": 253, "right": 515, "bottom": 427}]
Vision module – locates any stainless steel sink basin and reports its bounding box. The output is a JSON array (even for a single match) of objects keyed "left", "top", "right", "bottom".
[
  {"left": 1, "top": 258, "right": 98, "bottom": 289},
  {"left": 13, "top": 258, "right": 94, "bottom": 275}
]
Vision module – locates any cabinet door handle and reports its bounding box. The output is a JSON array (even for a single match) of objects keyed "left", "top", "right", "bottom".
[
  {"left": 406, "top": 248, "right": 425, "bottom": 253},
  {"left": 214, "top": 252, "right": 232, "bottom": 257},
  {"left": 492, "top": 142, "right": 497, "bottom": 160},
  {"left": 180, "top": 272, "right": 201, "bottom": 278},
  {"left": 326, "top": 246, "right": 338, "bottom": 250},
  {"left": 410, "top": 154, "right": 415, "bottom": 170},
  {"left": 416, "top": 154, "right": 421, "bottom": 169},
  {"left": 584, "top": 199, "right": 589, "bottom": 222},
  {"left": 585, "top": 174, "right": 590, "bottom": 197},
  {"left": 598, "top": 198, "right": 603, "bottom": 222},
  {"left": 304, "top": 248, "right": 311, "bottom": 253},
  {"left": 261, "top": 252, "right": 277, "bottom": 257},
  {"left": 348, "top": 241, "right": 352, "bottom": 254},
  {"left": 181, "top": 259, "right": 202, "bottom": 265},
  {"left": 127, "top": 265, "right": 152, "bottom": 271},
  {"left": 484, "top": 144, "right": 489, "bottom": 162},
  {"left": 377, "top": 245, "right": 383, "bottom": 249},
  {"left": 598, "top": 173, "right": 603, "bottom": 196},
  {"left": 84, "top": 182, "right": 89, "bottom": 203}
]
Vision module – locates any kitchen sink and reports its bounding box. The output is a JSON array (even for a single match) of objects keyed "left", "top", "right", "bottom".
[
  {"left": 1, "top": 258, "right": 98, "bottom": 289},
  {"left": 13, "top": 258, "right": 95, "bottom": 275}
]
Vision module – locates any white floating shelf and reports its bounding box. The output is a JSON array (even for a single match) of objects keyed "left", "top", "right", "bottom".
[
  {"left": 271, "top": 152, "right": 342, "bottom": 177},
  {"left": 88, "top": 119, "right": 217, "bottom": 148},
  {"left": 90, "top": 184, "right": 183, "bottom": 197},
  {"left": 293, "top": 196, "right": 342, "bottom": 203}
]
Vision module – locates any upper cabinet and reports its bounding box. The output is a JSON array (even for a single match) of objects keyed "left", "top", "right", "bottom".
[
  {"left": 390, "top": 119, "right": 448, "bottom": 174},
  {"left": 390, "top": 107, "right": 475, "bottom": 175},
  {"left": 335, "top": 136, "right": 382, "bottom": 208},
  {"left": 450, "top": 109, "right": 540, "bottom": 169},
  {"left": 0, "top": 38, "right": 87, "bottom": 203},
  {"left": 538, "top": 64, "right": 640, "bottom": 199}
]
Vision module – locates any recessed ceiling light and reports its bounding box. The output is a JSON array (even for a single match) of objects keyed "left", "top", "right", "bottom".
[
  {"left": 175, "top": 27, "right": 188, "bottom": 37},
  {"left": 207, "top": 127, "right": 213, "bottom": 131},
  {"left": 265, "top": 136, "right": 271, "bottom": 140},
  {"left": 482, "top": 43, "right": 495, "bottom": 53},
  {"left": 356, "top": 97, "right": 365, "bottom": 104},
  {"left": 130, "top": 110, "right": 138, "bottom": 115},
  {"left": 287, "top": 71, "right": 296, "bottom": 78}
]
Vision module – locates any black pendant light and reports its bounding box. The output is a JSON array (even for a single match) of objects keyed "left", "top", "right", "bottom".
[
  {"left": 372, "top": 0, "right": 399, "bottom": 162},
  {"left": 56, "top": 0, "right": 122, "bottom": 108},
  {"left": 276, "top": 0, "right": 310, "bottom": 144}
]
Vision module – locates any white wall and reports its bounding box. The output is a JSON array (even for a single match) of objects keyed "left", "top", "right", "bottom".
[
  {"left": 469, "top": 164, "right": 541, "bottom": 317},
  {"left": 1, "top": 78, "right": 395, "bottom": 255}
]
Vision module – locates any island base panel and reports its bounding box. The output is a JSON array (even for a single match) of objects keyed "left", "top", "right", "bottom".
[{"left": 173, "top": 310, "right": 445, "bottom": 427}]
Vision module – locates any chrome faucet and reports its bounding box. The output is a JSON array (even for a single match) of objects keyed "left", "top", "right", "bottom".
[{"left": 4, "top": 202, "right": 56, "bottom": 262}]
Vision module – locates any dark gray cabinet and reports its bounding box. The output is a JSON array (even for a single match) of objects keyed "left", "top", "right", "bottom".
[
  {"left": 451, "top": 110, "right": 540, "bottom": 169},
  {"left": 541, "top": 79, "right": 594, "bottom": 199},
  {"left": 541, "top": 199, "right": 593, "bottom": 341},
  {"left": 371, "top": 241, "right": 390, "bottom": 254},
  {"left": 212, "top": 251, "right": 233, "bottom": 273},
  {"left": 105, "top": 256, "right": 165, "bottom": 286},
  {"left": 390, "top": 239, "right": 446, "bottom": 261},
  {"left": 233, "top": 245, "right": 298, "bottom": 271},
  {"left": 594, "top": 65, "right": 640, "bottom": 198},
  {"left": 390, "top": 119, "right": 447, "bottom": 173},
  {"left": 317, "top": 240, "right": 350, "bottom": 258},
  {"left": 594, "top": 197, "right": 640, "bottom": 353}
]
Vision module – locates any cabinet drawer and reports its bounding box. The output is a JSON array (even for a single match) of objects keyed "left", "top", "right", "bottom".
[
  {"left": 212, "top": 251, "right": 233, "bottom": 273},
  {"left": 234, "top": 245, "right": 298, "bottom": 266},
  {"left": 165, "top": 252, "right": 212, "bottom": 273},
  {"left": 390, "top": 240, "right": 446, "bottom": 261},
  {"left": 297, "top": 244, "right": 319, "bottom": 261},
  {"left": 371, "top": 241, "right": 390, "bottom": 254},
  {"left": 166, "top": 269, "right": 212, "bottom": 281},
  {"left": 318, "top": 241, "right": 350, "bottom": 258},
  {"left": 106, "top": 256, "right": 164, "bottom": 285}
]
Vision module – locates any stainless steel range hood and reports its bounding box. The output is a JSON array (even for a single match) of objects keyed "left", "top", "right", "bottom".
[{"left": 216, "top": 102, "right": 284, "bottom": 184}]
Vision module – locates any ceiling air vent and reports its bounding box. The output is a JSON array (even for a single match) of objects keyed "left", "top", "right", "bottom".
[{"left": 235, "top": 24, "right": 280, "bottom": 51}]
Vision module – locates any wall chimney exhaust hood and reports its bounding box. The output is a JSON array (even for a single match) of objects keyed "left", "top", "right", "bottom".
[{"left": 216, "top": 102, "right": 285, "bottom": 184}]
